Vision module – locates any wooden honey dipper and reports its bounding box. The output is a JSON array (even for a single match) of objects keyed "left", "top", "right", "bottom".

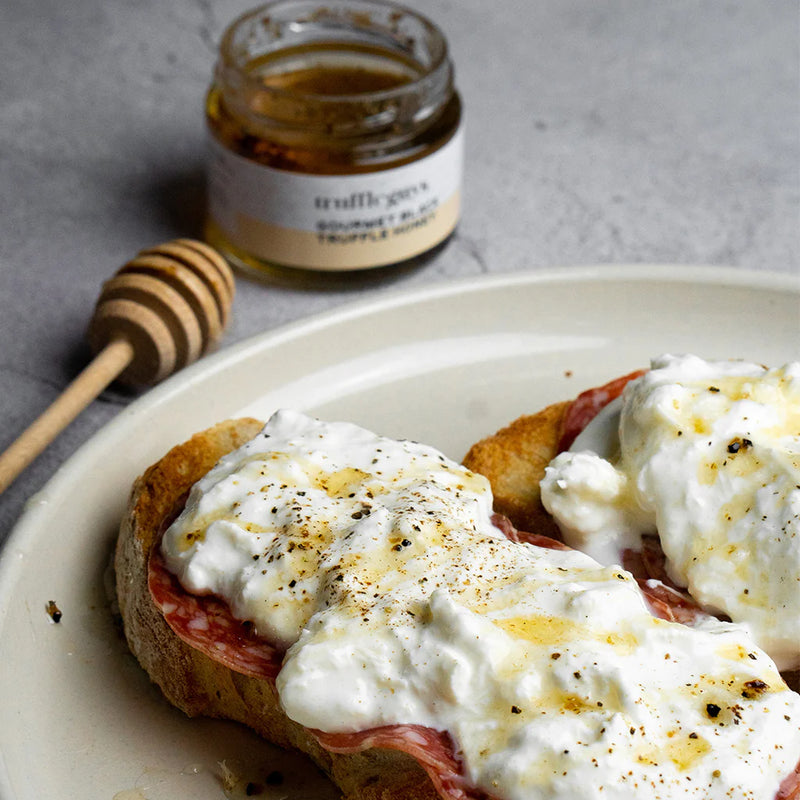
[{"left": 0, "top": 239, "right": 235, "bottom": 494}]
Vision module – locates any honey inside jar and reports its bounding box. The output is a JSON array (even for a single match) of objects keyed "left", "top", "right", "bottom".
[
  {"left": 257, "top": 44, "right": 416, "bottom": 95},
  {"left": 207, "top": 41, "right": 459, "bottom": 173},
  {"left": 205, "top": 1, "right": 463, "bottom": 274}
]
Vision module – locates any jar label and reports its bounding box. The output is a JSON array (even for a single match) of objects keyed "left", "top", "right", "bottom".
[{"left": 207, "top": 126, "right": 463, "bottom": 271}]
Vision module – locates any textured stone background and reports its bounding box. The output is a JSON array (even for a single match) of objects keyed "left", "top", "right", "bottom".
[{"left": 1, "top": 0, "right": 798, "bottom": 537}]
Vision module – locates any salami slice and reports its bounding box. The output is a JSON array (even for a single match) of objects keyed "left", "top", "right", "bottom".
[
  {"left": 636, "top": 578, "right": 707, "bottom": 624},
  {"left": 778, "top": 764, "right": 800, "bottom": 800},
  {"left": 148, "top": 551, "right": 284, "bottom": 680},
  {"left": 619, "top": 534, "right": 687, "bottom": 592},
  {"left": 314, "top": 725, "right": 497, "bottom": 800},
  {"left": 512, "top": 530, "right": 571, "bottom": 550},
  {"left": 558, "top": 368, "right": 645, "bottom": 451}
]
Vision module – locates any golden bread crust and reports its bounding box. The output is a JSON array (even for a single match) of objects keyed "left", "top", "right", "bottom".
[
  {"left": 462, "top": 402, "right": 569, "bottom": 540},
  {"left": 115, "top": 417, "right": 441, "bottom": 800}
]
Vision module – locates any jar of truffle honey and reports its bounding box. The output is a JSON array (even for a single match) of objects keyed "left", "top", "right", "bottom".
[{"left": 205, "top": 0, "right": 463, "bottom": 276}]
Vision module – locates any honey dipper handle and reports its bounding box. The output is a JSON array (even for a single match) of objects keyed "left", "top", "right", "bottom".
[{"left": 0, "top": 338, "right": 135, "bottom": 494}]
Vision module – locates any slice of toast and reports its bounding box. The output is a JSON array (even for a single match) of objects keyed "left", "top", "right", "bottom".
[
  {"left": 114, "top": 411, "right": 800, "bottom": 795},
  {"left": 115, "top": 417, "right": 445, "bottom": 800}
]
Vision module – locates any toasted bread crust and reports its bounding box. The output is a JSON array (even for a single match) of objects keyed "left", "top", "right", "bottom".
[
  {"left": 462, "top": 402, "right": 569, "bottom": 540},
  {"left": 115, "top": 418, "right": 442, "bottom": 800}
]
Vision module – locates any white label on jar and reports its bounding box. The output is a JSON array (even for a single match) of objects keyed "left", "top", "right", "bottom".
[{"left": 207, "top": 126, "right": 463, "bottom": 271}]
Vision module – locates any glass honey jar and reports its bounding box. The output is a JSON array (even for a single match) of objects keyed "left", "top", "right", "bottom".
[{"left": 204, "top": 0, "right": 463, "bottom": 276}]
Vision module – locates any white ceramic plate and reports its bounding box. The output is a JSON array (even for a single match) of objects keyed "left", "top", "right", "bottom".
[{"left": 0, "top": 266, "right": 797, "bottom": 800}]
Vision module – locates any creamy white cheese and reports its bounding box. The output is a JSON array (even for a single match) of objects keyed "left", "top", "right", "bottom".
[
  {"left": 162, "top": 409, "right": 800, "bottom": 800},
  {"left": 540, "top": 354, "right": 800, "bottom": 671}
]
